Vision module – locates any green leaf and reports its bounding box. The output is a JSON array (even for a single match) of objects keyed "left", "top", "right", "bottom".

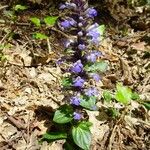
[
  {"left": 61, "top": 77, "right": 72, "bottom": 88},
  {"left": 131, "top": 92, "right": 140, "bottom": 100},
  {"left": 103, "top": 91, "right": 113, "bottom": 102},
  {"left": 115, "top": 83, "right": 132, "bottom": 105},
  {"left": 72, "top": 121, "right": 92, "bottom": 150},
  {"left": 30, "top": 17, "right": 41, "bottom": 27},
  {"left": 142, "top": 102, "right": 150, "bottom": 110},
  {"left": 107, "top": 107, "right": 120, "bottom": 118},
  {"left": 33, "top": 33, "right": 48, "bottom": 40},
  {"left": 42, "top": 132, "right": 67, "bottom": 141},
  {"left": 44, "top": 16, "right": 58, "bottom": 26},
  {"left": 84, "top": 61, "right": 108, "bottom": 73},
  {"left": 98, "top": 25, "right": 105, "bottom": 36},
  {"left": 80, "top": 96, "right": 97, "bottom": 110},
  {"left": 53, "top": 105, "right": 73, "bottom": 124},
  {"left": 14, "top": 4, "right": 28, "bottom": 11}
]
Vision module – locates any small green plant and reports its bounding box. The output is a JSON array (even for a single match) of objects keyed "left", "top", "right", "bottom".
[
  {"left": 103, "top": 83, "right": 149, "bottom": 118},
  {"left": 44, "top": 16, "right": 58, "bottom": 26},
  {"left": 13, "top": 4, "right": 28, "bottom": 11},
  {"left": 30, "top": 17, "right": 41, "bottom": 27},
  {"left": 32, "top": 33, "right": 48, "bottom": 40}
]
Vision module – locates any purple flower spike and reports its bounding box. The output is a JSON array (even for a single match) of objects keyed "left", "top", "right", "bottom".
[
  {"left": 70, "top": 96, "right": 81, "bottom": 106},
  {"left": 71, "top": 60, "right": 83, "bottom": 73},
  {"left": 86, "top": 8, "right": 98, "bottom": 18},
  {"left": 73, "top": 76, "right": 84, "bottom": 88},
  {"left": 61, "top": 20, "right": 71, "bottom": 28},
  {"left": 85, "top": 87, "right": 98, "bottom": 97},
  {"left": 91, "top": 73, "right": 100, "bottom": 82},
  {"left": 73, "top": 112, "right": 82, "bottom": 120},
  {"left": 78, "top": 44, "right": 86, "bottom": 50}
]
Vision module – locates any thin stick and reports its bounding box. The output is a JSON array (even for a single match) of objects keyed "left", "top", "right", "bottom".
[{"left": 0, "top": 5, "right": 8, "bottom": 10}]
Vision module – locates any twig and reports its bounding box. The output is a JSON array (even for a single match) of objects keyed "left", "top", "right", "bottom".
[
  {"left": 108, "top": 106, "right": 130, "bottom": 150},
  {"left": 0, "top": 32, "right": 11, "bottom": 44},
  {"left": 47, "top": 38, "right": 52, "bottom": 53},
  {"left": 5, "top": 113, "right": 26, "bottom": 130},
  {"left": 0, "top": 5, "right": 8, "bottom": 10},
  {"left": 108, "top": 125, "right": 118, "bottom": 150}
]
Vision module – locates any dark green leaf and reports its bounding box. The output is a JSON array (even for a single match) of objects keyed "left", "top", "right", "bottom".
[
  {"left": 80, "top": 96, "right": 97, "bottom": 110},
  {"left": 61, "top": 77, "right": 72, "bottom": 88},
  {"left": 72, "top": 121, "right": 92, "bottom": 150},
  {"left": 33, "top": 33, "right": 48, "bottom": 40},
  {"left": 53, "top": 105, "right": 73, "bottom": 124},
  {"left": 44, "top": 16, "right": 58, "bottom": 26},
  {"left": 30, "top": 17, "right": 41, "bottom": 27},
  {"left": 103, "top": 91, "right": 113, "bottom": 102},
  {"left": 131, "top": 92, "right": 140, "bottom": 100},
  {"left": 107, "top": 107, "right": 120, "bottom": 118},
  {"left": 42, "top": 132, "right": 67, "bottom": 141},
  {"left": 115, "top": 83, "right": 132, "bottom": 105},
  {"left": 84, "top": 61, "right": 108, "bottom": 73},
  {"left": 142, "top": 102, "right": 150, "bottom": 110}
]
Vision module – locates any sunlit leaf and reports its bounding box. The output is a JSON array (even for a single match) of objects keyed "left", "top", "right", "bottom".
[
  {"left": 103, "top": 91, "right": 113, "bottom": 102},
  {"left": 14, "top": 4, "right": 28, "bottom": 11},
  {"left": 33, "top": 33, "right": 48, "bottom": 40},
  {"left": 84, "top": 61, "right": 108, "bottom": 73},
  {"left": 115, "top": 83, "right": 132, "bottom": 105},
  {"left": 72, "top": 121, "right": 92, "bottom": 150},
  {"left": 98, "top": 25, "right": 105, "bottom": 36},
  {"left": 53, "top": 105, "right": 73, "bottom": 124},
  {"left": 44, "top": 16, "right": 58, "bottom": 26},
  {"left": 80, "top": 96, "right": 97, "bottom": 110},
  {"left": 30, "top": 17, "right": 41, "bottom": 27}
]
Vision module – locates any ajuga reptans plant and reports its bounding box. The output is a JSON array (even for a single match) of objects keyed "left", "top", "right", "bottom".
[{"left": 42, "top": 0, "right": 107, "bottom": 149}]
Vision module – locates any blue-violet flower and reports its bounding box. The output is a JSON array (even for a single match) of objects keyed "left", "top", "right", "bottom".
[
  {"left": 86, "top": 8, "right": 98, "bottom": 18},
  {"left": 91, "top": 73, "right": 100, "bottom": 82},
  {"left": 71, "top": 60, "right": 83, "bottom": 73},
  {"left": 73, "top": 76, "right": 84, "bottom": 87},
  {"left": 70, "top": 96, "right": 81, "bottom": 106},
  {"left": 85, "top": 87, "right": 98, "bottom": 97},
  {"left": 78, "top": 44, "right": 86, "bottom": 50},
  {"left": 73, "top": 112, "right": 82, "bottom": 120}
]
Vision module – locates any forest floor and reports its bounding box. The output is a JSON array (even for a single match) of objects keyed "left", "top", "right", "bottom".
[{"left": 0, "top": 0, "right": 150, "bottom": 150}]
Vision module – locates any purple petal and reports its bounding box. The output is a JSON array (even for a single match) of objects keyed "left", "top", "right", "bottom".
[
  {"left": 70, "top": 60, "right": 83, "bottom": 73},
  {"left": 78, "top": 44, "right": 86, "bottom": 50},
  {"left": 70, "top": 96, "right": 81, "bottom": 106},
  {"left": 91, "top": 73, "right": 100, "bottom": 82},
  {"left": 86, "top": 8, "right": 98, "bottom": 18},
  {"left": 73, "top": 76, "right": 84, "bottom": 88},
  {"left": 85, "top": 87, "right": 98, "bottom": 97},
  {"left": 73, "top": 112, "right": 82, "bottom": 120}
]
